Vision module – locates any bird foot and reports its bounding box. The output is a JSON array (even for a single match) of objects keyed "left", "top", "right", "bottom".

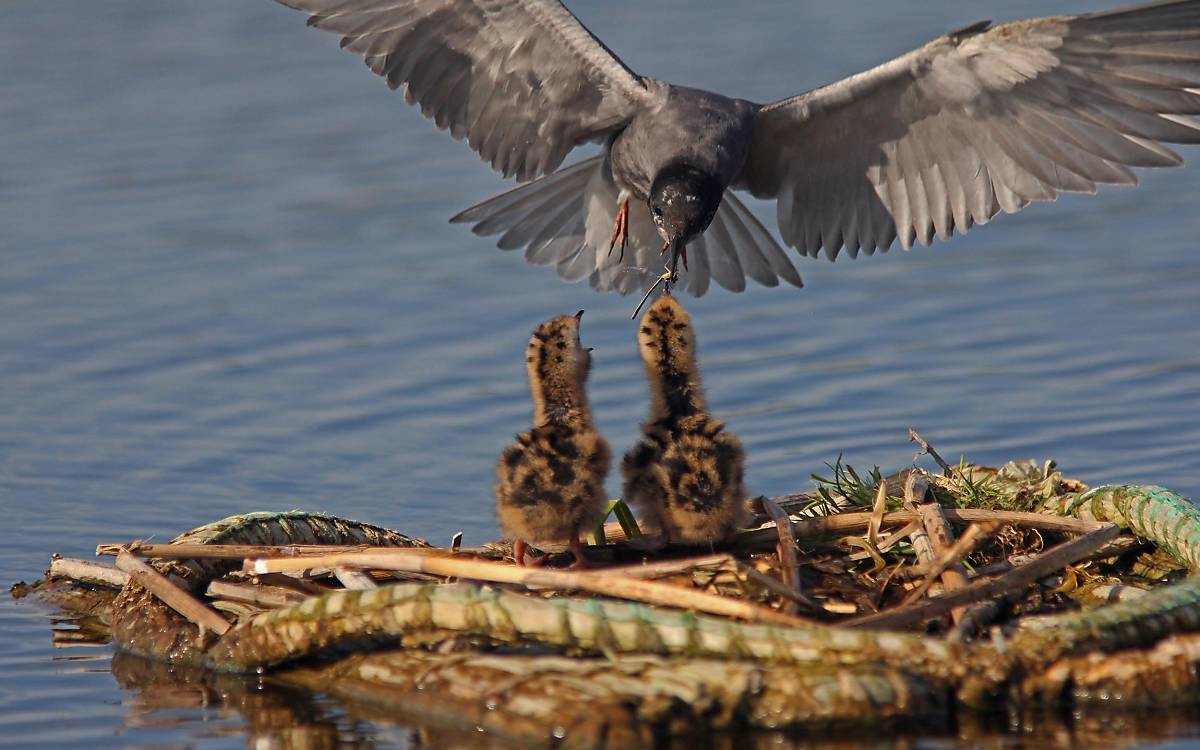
[{"left": 608, "top": 198, "right": 630, "bottom": 263}]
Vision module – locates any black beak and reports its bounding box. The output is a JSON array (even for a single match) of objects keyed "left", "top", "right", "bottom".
[
  {"left": 575, "top": 310, "right": 585, "bottom": 320},
  {"left": 668, "top": 236, "right": 687, "bottom": 276}
]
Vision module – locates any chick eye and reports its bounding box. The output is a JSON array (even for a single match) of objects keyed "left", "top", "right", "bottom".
[{"left": 651, "top": 206, "right": 663, "bottom": 219}]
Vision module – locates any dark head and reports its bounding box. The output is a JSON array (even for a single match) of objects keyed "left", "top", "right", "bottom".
[
  {"left": 648, "top": 163, "right": 723, "bottom": 248},
  {"left": 526, "top": 310, "right": 594, "bottom": 426}
]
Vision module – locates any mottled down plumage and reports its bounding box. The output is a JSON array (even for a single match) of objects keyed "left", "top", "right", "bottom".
[
  {"left": 496, "top": 313, "right": 610, "bottom": 565},
  {"left": 274, "top": 0, "right": 1200, "bottom": 296},
  {"left": 622, "top": 294, "right": 747, "bottom": 544}
]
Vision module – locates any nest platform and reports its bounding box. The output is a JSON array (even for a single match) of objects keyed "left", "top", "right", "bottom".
[{"left": 15, "top": 452, "right": 1200, "bottom": 748}]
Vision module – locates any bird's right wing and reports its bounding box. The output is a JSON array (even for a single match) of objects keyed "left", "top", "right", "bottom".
[
  {"left": 274, "top": 0, "right": 652, "bottom": 181},
  {"left": 742, "top": 0, "right": 1200, "bottom": 260}
]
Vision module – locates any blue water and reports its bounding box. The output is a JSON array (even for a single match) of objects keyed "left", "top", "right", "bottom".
[{"left": 2, "top": 0, "right": 1199, "bottom": 746}]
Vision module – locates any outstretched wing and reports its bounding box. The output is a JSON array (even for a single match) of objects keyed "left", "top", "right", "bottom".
[
  {"left": 743, "top": 0, "right": 1200, "bottom": 260},
  {"left": 275, "top": 0, "right": 650, "bottom": 181}
]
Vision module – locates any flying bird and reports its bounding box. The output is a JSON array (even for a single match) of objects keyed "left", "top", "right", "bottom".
[{"left": 273, "top": 0, "right": 1200, "bottom": 296}]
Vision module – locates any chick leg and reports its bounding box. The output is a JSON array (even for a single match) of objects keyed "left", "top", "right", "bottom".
[
  {"left": 608, "top": 197, "right": 630, "bottom": 263},
  {"left": 566, "top": 530, "right": 591, "bottom": 570}
]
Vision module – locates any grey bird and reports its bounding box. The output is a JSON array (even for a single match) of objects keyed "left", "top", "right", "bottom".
[{"left": 272, "top": 0, "right": 1200, "bottom": 296}]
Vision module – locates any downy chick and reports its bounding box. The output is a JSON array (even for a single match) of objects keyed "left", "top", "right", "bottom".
[
  {"left": 623, "top": 292, "right": 747, "bottom": 544},
  {"left": 496, "top": 311, "right": 611, "bottom": 567}
]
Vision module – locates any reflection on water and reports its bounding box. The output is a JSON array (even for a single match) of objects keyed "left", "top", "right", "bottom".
[
  {"left": 10, "top": 594, "right": 1200, "bottom": 750},
  {"left": 110, "top": 652, "right": 385, "bottom": 750},
  {"left": 3, "top": 0, "right": 1200, "bottom": 746}
]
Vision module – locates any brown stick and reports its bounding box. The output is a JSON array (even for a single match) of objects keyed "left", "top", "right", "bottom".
[
  {"left": 206, "top": 580, "right": 306, "bottom": 608},
  {"left": 50, "top": 557, "right": 130, "bottom": 588},
  {"left": 737, "top": 508, "right": 1103, "bottom": 551},
  {"left": 332, "top": 567, "right": 378, "bottom": 590},
  {"left": 903, "top": 476, "right": 937, "bottom": 579},
  {"left": 848, "top": 521, "right": 921, "bottom": 561},
  {"left": 909, "top": 428, "right": 953, "bottom": 476},
  {"left": 868, "top": 479, "right": 890, "bottom": 548},
  {"left": 736, "top": 562, "right": 821, "bottom": 612},
  {"left": 845, "top": 523, "right": 1120, "bottom": 630},
  {"left": 756, "top": 496, "right": 804, "bottom": 614},
  {"left": 901, "top": 523, "right": 999, "bottom": 607},
  {"left": 946, "top": 599, "right": 1007, "bottom": 642},
  {"left": 893, "top": 534, "right": 1143, "bottom": 583},
  {"left": 598, "top": 553, "right": 734, "bottom": 579},
  {"left": 96, "top": 542, "right": 444, "bottom": 561},
  {"left": 116, "top": 549, "right": 231, "bottom": 635},
  {"left": 911, "top": 487, "right": 971, "bottom": 624},
  {"left": 246, "top": 551, "right": 815, "bottom": 628}
]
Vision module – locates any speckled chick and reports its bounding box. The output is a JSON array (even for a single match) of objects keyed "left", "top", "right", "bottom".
[
  {"left": 496, "top": 311, "right": 611, "bottom": 567},
  {"left": 623, "top": 293, "right": 747, "bottom": 545}
]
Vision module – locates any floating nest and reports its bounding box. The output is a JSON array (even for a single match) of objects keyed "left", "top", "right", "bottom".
[{"left": 14, "top": 447, "right": 1200, "bottom": 748}]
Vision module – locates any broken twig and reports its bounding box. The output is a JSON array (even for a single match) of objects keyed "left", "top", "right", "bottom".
[
  {"left": 246, "top": 551, "right": 815, "bottom": 628},
  {"left": 846, "top": 523, "right": 1120, "bottom": 630},
  {"left": 116, "top": 549, "right": 230, "bottom": 635},
  {"left": 756, "top": 496, "right": 805, "bottom": 613},
  {"left": 909, "top": 429, "right": 953, "bottom": 476}
]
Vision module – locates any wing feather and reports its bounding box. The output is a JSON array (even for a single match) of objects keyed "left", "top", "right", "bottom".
[
  {"left": 275, "top": 0, "right": 649, "bottom": 181},
  {"left": 744, "top": 0, "right": 1200, "bottom": 259}
]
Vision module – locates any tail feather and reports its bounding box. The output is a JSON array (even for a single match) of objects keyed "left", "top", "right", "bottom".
[{"left": 451, "top": 155, "right": 803, "bottom": 295}]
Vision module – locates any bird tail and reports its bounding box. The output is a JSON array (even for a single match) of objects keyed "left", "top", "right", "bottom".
[
  {"left": 451, "top": 156, "right": 802, "bottom": 295},
  {"left": 450, "top": 156, "right": 600, "bottom": 279}
]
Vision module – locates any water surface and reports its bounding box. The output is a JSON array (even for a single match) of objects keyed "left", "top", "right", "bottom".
[{"left": 3, "top": 1, "right": 1199, "bottom": 746}]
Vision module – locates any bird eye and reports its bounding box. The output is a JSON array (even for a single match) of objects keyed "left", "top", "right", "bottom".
[{"left": 652, "top": 206, "right": 663, "bottom": 219}]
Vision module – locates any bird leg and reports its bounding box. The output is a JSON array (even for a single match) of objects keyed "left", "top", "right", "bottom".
[
  {"left": 608, "top": 197, "right": 630, "bottom": 262},
  {"left": 566, "top": 529, "right": 591, "bottom": 570}
]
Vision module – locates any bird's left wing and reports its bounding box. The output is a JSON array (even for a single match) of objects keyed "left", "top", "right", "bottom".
[
  {"left": 742, "top": 0, "right": 1200, "bottom": 260},
  {"left": 274, "top": 0, "right": 651, "bottom": 181}
]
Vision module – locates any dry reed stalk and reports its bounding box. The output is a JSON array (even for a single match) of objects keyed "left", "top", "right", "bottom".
[
  {"left": 757, "top": 496, "right": 804, "bottom": 613},
  {"left": 868, "top": 480, "right": 889, "bottom": 548},
  {"left": 49, "top": 557, "right": 129, "bottom": 588},
  {"left": 206, "top": 580, "right": 306, "bottom": 608},
  {"left": 116, "top": 549, "right": 231, "bottom": 635},
  {"left": 245, "top": 551, "right": 816, "bottom": 627},
  {"left": 846, "top": 523, "right": 1120, "bottom": 630},
  {"left": 332, "top": 568, "right": 378, "bottom": 590},
  {"left": 598, "top": 553, "right": 734, "bottom": 579},
  {"left": 96, "top": 542, "right": 457, "bottom": 561},
  {"left": 903, "top": 476, "right": 937, "bottom": 572},
  {"left": 848, "top": 521, "right": 921, "bottom": 561},
  {"left": 947, "top": 599, "right": 1006, "bottom": 642},
  {"left": 901, "top": 523, "right": 1000, "bottom": 607},
  {"left": 737, "top": 508, "right": 1103, "bottom": 551},
  {"left": 909, "top": 428, "right": 953, "bottom": 476},
  {"left": 910, "top": 482, "right": 970, "bottom": 623},
  {"left": 736, "top": 562, "right": 821, "bottom": 612}
]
